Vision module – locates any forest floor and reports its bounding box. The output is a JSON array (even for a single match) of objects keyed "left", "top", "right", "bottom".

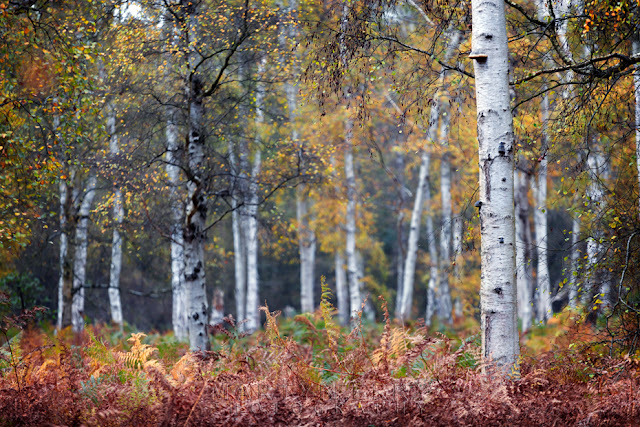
[{"left": 2, "top": 304, "right": 640, "bottom": 426}]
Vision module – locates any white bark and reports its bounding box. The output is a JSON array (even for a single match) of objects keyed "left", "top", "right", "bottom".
[
  {"left": 287, "top": 0, "right": 317, "bottom": 314},
  {"left": 400, "top": 147, "right": 431, "bottom": 322},
  {"left": 244, "top": 57, "right": 266, "bottom": 334},
  {"left": 107, "top": 104, "right": 124, "bottom": 328},
  {"left": 424, "top": 183, "right": 439, "bottom": 326},
  {"left": 209, "top": 288, "right": 224, "bottom": 327},
  {"left": 586, "top": 149, "right": 610, "bottom": 309},
  {"left": 471, "top": 0, "right": 519, "bottom": 372},
  {"left": 399, "top": 98, "right": 439, "bottom": 322},
  {"left": 340, "top": 0, "right": 362, "bottom": 324},
  {"left": 166, "top": 114, "right": 188, "bottom": 340},
  {"left": 532, "top": 0, "right": 552, "bottom": 323},
  {"left": 452, "top": 212, "right": 463, "bottom": 278},
  {"left": 452, "top": 211, "right": 464, "bottom": 318},
  {"left": 437, "top": 67, "right": 459, "bottom": 324},
  {"left": 394, "top": 148, "right": 406, "bottom": 317},
  {"left": 71, "top": 174, "right": 97, "bottom": 333},
  {"left": 532, "top": 98, "right": 551, "bottom": 323},
  {"left": 356, "top": 251, "right": 375, "bottom": 322},
  {"left": 183, "top": 10, "right": 209, "bottom": 349},
  {"left": 297, "top": 188, "right": 316, "bottom": 313},
  {"left": 163, "top": 17, "right": 189, "bottom": 341},
  {"left": 335, "top": 251, "right": 349, "bottom": 326},
  {"left": 568, "top": 216, "right": 580, "bottom": 307},
  {"left": 398, "top": 28, "right": 461, "bottom": 322},
  {"left": 57, "top": 177, "right": 68, "bottom": 330},
  {"left": 228, "top": 140, "right": 246, "bottom": 329},
  {"left": 515, "top": 169, "right": 533, "bottom": 331},
  {"left": 344, "top": 117, "right": 362, "bottom": 322}
]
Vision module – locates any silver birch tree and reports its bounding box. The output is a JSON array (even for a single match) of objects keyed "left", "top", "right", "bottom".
[
  {"left": 344, "top": 118, "right": 362, "bottom": 321},
  {"left": 166, "top": 110, "right": 188, "bottom": 340},
  {"left": 182, "top": 2, "right": 209, "bottom": 351},
  {"left": 163, "top": 16, "right": 189, "bottom": 341},
  {"left": 228, "top": 136, "right": 246, "bottom": 330},
  {"left": 244, "top": 57, "right": 266, "bottom": 334},
  {"left": 471, "top": 0, "right": 519, "bottom": 372},
  {"left": 335, "top": 250, "right": 349, "bottom": 326},
  {"left": 71, "top": 174, "right": 97, "bottom": 333},
  {"left": 424, "top": 179, "right": 440, "bottom": 326},
  {"left": 107, "top": 103, "right": 124, "bottom": 329},
  {"left": 287, "top": 0, "right": 317, "bottom": 314},
  {"left": 340, "top": 0, "right": 362, "bottom": 322},
  {"left": 515, "top": 168, "right": 533, "bottom": 331},
  {"left": 57, "top": 176, "right": 68, "bottom": 330},
  {"left": 532, "top": 0, "right": 552, "bottom": 323}
]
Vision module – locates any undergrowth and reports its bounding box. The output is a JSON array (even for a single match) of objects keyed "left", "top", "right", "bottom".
[{"left": 2, "top": 281, "right": 640, "bottom": 425}]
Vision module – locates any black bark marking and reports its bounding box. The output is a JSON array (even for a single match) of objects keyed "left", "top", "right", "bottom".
[
  {"left": 494, "top": 287, "right": 503, "bottom": 295},
  {"left": 483, "top": 161, "right": 492, "bottom": 202}
]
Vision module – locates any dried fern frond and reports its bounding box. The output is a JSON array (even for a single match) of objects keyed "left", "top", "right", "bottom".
[
  {"left": 170, "top": 353, "right": 199, "bottom": 385},
  {"left": 115, "top": 333, "right": 159, "bottom": 370},
  {"left": 260, "top": 304, "right": 282, "bottom": 345}
]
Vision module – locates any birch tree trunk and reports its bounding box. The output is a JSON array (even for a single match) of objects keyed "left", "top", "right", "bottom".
[
  {"left": 344, "top": 118, "right": 362, "bottom": 322},
  {"left": 515, "top": 168, "right": 533, "bottom": 331},
  {"left": 228, "top": 138, "right": 246, "bottom": 329},
  {"left": 586, "top": 148, "right": 611, "bottom": 309},
  {"left": 71, "top": 174, "right": 97, "bottom": 333},
  {"left": 398, "top": 28, "right": 461, "bottom": 322},
  {"left": 209, "top": 288, "right": 224, "bottom": 327},
  {"left": 340, "top": 1, "right": 362, "bottom": 324},
  {"left": 436, "top": 63, "right": 460, "bottom": 324},
  {"left": 471, "top": 0, "right": 519, "bottom": 372},
  {"left": 531, "top": 0, "right": 553, "bottom": 323},
  {"left": 335, "top": 250, "right": 349, "bottom": 326},
  {"left": 394, "top": 148, "right": 406, "bottom": 317},
  {"left": 568, "top": 216, "right": 581, "bottom": 307},
  {"left": 57, "top": 177, "right": 69, "bottom": 330},
  {"left": 56, "top": 105, "right": 70, "bottom": 330},
  {"left": 297, "top": 186, "right": 316, "bottom": 313},
  {"left": 287, "top": 0, "right": 317, "bottom": 314},
  {"left": 400, "top": 147, "right": 431, "bottom": 322},
  {"left": 532, "top": 98, "right": 551, "bottom": 322},
  {"left": 424, "top": 181, "right": 440, "bottom": 326},
  {"left": 357, "top": 251, "right": 375, "bottom": 322},
  {"left": 398, "top": 97, "right": 439, "bottom": 322},
  {"left": 166, "top": 112, "right": 188, "bottom": 340},
  {"left": 244, "top": 58, "right": 266, "bottom": 334},
  {"left": 163, "top": 17, "right": 189, "bottom": 341},
  {"left": 182, "top": 4, "right": 209, "bottom": 349},
  {"left": 183, "top": 70, "right": 209, "bottom": 350},
  {"left": 107, "top": 104, "right": 124, "bottom": 329}
]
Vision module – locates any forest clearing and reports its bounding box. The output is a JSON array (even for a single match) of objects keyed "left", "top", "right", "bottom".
[{"left": 2, "top": 0, "right": 640, "bottom": 424}]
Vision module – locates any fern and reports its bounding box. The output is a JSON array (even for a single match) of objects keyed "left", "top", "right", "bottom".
[
  {"left": 319, "top": 276, "right": 341, "bottom": 351},
  {"left": 115, "top": 333, "right": 159, "bottom": 370},
  {"left": 260, "top": 304, "right": 283, "bottom": 345}
]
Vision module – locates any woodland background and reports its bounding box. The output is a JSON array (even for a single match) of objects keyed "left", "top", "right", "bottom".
[
  {"left": 2, "top": 0, "right": 640, "bottom": 423},
  {"left": 2, "top": 0, "right": 639, "bottom": 338}
]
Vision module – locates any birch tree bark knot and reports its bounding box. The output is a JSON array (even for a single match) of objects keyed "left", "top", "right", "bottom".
[{"left": 469, "top": 52, "right": 488, "bottom": 61}]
